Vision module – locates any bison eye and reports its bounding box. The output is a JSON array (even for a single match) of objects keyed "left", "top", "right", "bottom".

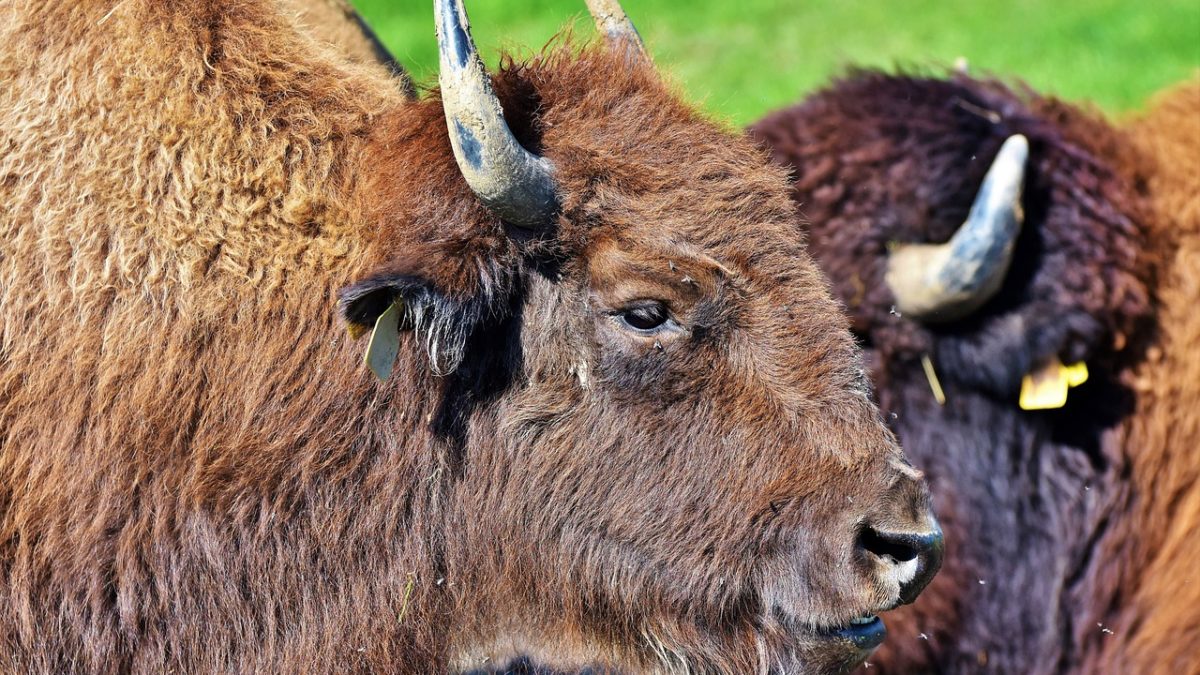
[{"left": 616, "top": 301, "right": 672, "bottom": 333}]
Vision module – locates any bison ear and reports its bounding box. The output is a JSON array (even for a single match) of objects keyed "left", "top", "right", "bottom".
[
  {"left": 338, "top": 260, "right": 513, "bottom": 376},
  {"left": 338, "top": 273, "right": 413, "bottom": 331}
]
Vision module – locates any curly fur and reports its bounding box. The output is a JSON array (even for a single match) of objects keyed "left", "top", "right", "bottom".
[
  {"left": 280, "top": 0, "right": 416, "bottom": 96},
  {"left": 1097, "top": 77, "right": 1200, "bottom": 674},
  {"left": 749, "top": 72, "right": 1199, "bottom": 673},
  {"left": 0, "top": 2, "right": 939, "bottom": 673}
]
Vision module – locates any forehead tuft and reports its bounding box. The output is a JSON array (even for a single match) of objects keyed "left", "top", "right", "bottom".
[{"left": 489, "top": 42, "right": 799, "bottom": 243}]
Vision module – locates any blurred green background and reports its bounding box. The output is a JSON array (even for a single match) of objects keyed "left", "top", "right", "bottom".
[{"left": 355, "top": 0, "right": 1199, "bottom": 126}]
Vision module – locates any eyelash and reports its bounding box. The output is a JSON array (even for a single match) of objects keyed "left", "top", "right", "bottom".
[{"left": 613, "top": 301, "right": 674, "bottom": 334}]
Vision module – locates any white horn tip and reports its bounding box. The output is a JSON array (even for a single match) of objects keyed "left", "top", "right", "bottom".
[
  {"left": 974, "top": 134, "right": 1029, "bottom": 216},
  {"left": 996, "top": 134, "right": 1029, "bottom": 169}
]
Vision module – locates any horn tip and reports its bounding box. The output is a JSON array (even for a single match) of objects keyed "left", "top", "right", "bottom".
[
  {"left": 999, "top": 134, "right": 1029, "bottom": 162},
  {"left": 982, "top": 135, "right": 1029, "bottom": 192}
]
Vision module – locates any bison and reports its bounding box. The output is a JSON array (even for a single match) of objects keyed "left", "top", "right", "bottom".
[
  {"left": 749, "top": 72, "right": 1200, "bottom": 673},
  {"left": 0, "top": 1, "right": 942, "bottom": 673}
]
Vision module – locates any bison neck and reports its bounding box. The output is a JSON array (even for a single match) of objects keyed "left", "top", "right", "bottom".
[
  {"left": 872, "top": 303, "right": 1200, "bottom": 675},
  {"left": 869, "top": 368, "right": 1136, "bottom": 675},
  {"left": 0, "top": 0, "right": 509, "bottom": 671}
]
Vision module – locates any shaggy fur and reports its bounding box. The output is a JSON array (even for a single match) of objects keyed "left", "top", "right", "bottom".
[
  {"left": 280, "top": 0, "right": 416, "bottom": 96},
  {"left": 749, "top": 72, "right": 1200, "bottom": 673},
  {"left": 0, "top": 2, "right": 940, "bottom": 673},
  {"left": 1097, "top": 78, "right": 1200, "bottom": 674}
]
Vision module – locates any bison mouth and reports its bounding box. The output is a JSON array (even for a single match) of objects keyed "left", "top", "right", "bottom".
[
  {"left": 461, "top": 611, "right": 891, "bottom": 674},
  {"left": 758, "top": 606, "right": 896, "bottom": 673},
  {"left": 825, "top": 614, "right": 887, "bottom": 650}
]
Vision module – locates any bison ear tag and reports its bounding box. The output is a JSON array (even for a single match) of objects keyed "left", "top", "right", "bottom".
[
  {"left": 1062, "top": 361, "right": 1089, "bottom": 388},
  {"left": 364, "top": 301, "right": 403, "bottom": 381},
  {"left": 1019, "top": 358, "right": 1088, "bottom": 410}
]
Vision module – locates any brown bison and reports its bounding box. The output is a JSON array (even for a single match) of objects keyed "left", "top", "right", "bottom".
[
  {"left": 0, "top": 1, "right": 942, "bottom": 673},
  {"left": 749, "top": 73, "right": 1200, "bottom": 673}
]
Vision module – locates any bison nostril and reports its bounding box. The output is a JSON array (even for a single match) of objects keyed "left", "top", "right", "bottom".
[
  {"left": 860, "top": 527, "right": 922, "bottom": 563},
  {"left": 859, "top": 525, "right": 945, "bottom": 604}
]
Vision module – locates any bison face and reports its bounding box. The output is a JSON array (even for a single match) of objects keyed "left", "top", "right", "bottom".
[{"left": 486, "top": 205, "right": 943, "bottom": 673}]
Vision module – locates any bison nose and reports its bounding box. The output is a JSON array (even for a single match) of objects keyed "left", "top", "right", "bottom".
[{"left": 859, "top": 523, "right": 944, "bottom": 605}]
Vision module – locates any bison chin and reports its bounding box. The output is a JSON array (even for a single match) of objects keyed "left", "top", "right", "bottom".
[
  {"left": 638, "top": 608, "right": 893, "bottom": 675},
  {"left": 463, "top": 598, "right": 906, "bottom": 674},
  {"left": 747, "top": 573, "right": 926, "bottom": 674},
  {"left": 757, "top": 617, "right": 888, "bottom": 675}
]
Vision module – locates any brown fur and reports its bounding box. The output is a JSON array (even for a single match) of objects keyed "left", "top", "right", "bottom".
[
  {"left": 1092, "top": 77, "right": 1200, "bottom": 674},
  {"left": 280, "top": 0, "right": 416, "bottom": 96},
  {"left": 0, "top": 2, "right": 939, "bottom": 673},
  {"left": 749, "top": 73, "right": 1200, "bottom": 673}
]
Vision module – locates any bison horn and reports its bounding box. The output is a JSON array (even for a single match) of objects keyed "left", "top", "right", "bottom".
[
  {"left": 885, "top": 134, "right": 1029, "bottom": 322},
  {"left": 434, "top": 0, "right": 560, "bottom": 229},
  {"left": 584, "top": 0, "right": 646, "bottom": 54}
]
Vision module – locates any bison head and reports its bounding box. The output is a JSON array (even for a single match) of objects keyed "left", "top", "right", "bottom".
[
  {"left": 336, "top": 3, "right": 942, "bottom": 672},
  {"left": 749, "top": 73, "right": 1158, "bottom": 670}
]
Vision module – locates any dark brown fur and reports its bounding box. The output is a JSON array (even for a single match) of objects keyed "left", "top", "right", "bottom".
[
  {"left": 0, "top": 2, "right": 938, "bottom": 673},
  {"left": 749, "top": 72, "right": 1200, "bottom": 673}
]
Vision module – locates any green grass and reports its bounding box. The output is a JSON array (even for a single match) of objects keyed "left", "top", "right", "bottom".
[{"left": 354, "top": 0, "right": 1199, "bottom": 125}]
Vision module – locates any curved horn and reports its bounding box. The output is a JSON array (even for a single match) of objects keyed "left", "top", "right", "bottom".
[
  {"left": 584, "top": 0, "right": 646, "bottom": 54},
  {"left": 434, "top": 0, "right": 559, "bottom": 228},
  {"left": 885, "top": 134, "right": 1029, "bottom": 322}
]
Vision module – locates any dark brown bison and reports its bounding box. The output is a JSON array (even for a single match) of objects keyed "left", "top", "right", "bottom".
[
  {"left": 0, "top": 1, "right": 942, "bottom": 673},
  {"left": 749, "top": 73, "right": 1200, "bottom": 673}
]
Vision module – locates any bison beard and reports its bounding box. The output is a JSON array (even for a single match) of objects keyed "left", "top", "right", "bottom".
[
  {"left": 750, "top": 74, "right": 1200, "bottom": 673},
  {"left": 0, "top": 1, "right": 941, "bottom": 673}
]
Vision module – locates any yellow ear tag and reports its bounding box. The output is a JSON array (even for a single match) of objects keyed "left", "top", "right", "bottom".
[
  {"left": 364, "top": 301, "right": 402, "bottom": 381},
  {"left": 1019, "top": 358, "right": 1089, "bottom": 410},
  {"left": 1062, "top": 361, "right": 1089, "bottom": 388}
]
